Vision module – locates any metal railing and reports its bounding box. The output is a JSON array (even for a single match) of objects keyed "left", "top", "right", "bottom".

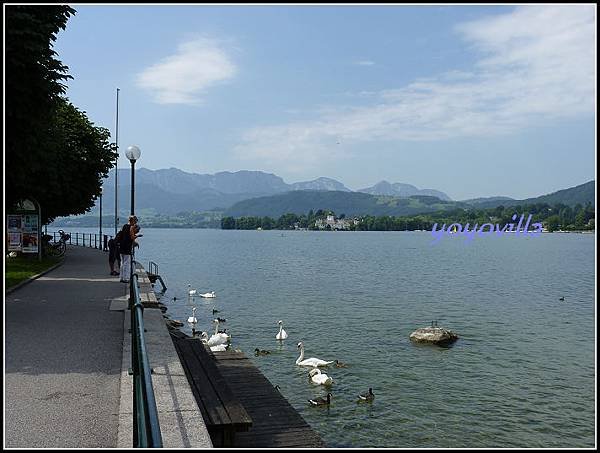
[
  {"left": 48, "top": 231, "right": 112, "bottom": 251},
  {"left": 129, "top": 270, "right": 163, "bottom": 447}
]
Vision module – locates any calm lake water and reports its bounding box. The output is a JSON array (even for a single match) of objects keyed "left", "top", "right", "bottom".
[{"left": 80, "top": 227, "right": 596, "bottom": 447}]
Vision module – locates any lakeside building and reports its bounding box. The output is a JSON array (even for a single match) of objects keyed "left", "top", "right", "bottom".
[{"left": 314, "top": 215, "right": 359, "bottom": 230}]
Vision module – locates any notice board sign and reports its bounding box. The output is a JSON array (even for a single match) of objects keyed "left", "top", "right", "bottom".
[{"left": 7, "top": 199, "right": 41, "bottom": 257}]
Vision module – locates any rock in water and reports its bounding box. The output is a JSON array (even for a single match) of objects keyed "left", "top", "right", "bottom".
[{"left": 409, "top": 326, "right": 458, "bottom": 346}]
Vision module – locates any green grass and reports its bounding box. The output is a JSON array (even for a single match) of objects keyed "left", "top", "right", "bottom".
[{"left": 5, "top": 255, "right": 62, "bottom": 289}]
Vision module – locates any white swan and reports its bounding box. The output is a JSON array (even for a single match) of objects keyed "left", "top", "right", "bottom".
[
  {"left": 207, "top": 319, "right": 230, "bottom": 346},
  {"left": 187, "top": 307, "right": 197, "bottom": 325},
  {"left": 188, "top": 284, "right": 197, "bottom": 296},
  {"left": 296, "top": 342, "right": 333, "bottom": 367},
  {"left": 309, "top": 368, "right": 333, "bottom": 386},
  {"left": 209, "top": 344, "right": 228, "bottom": 352},
  {"left": 276, "top": 320, "right": 288, "bottom": 340},
  {"left": 200, "top": 291, "right": 216, "bottom": 298}
]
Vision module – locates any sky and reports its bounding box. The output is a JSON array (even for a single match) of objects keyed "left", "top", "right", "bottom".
[{"left": 53, "top": 4, "right": 596, "bottom": 200}]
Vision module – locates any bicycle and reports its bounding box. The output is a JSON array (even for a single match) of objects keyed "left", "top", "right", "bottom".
[{"left": 42, "top": 230, "right": 71, "bottom": 257}]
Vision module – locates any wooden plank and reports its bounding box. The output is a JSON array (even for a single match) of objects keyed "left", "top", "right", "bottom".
[
  {"left": 173, "top": 338, "right": 233, "bottom": 426},
  {"left": 185, "top": 340, "right": 253, "bottom": 429}
]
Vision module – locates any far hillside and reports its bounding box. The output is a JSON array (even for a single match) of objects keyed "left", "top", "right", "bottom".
[{"left": 224, "top": 190, "right": 460, "bottom": 218}]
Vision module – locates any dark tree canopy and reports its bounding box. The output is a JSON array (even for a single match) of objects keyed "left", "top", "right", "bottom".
[
  {"left": 6, "top": 6, "right": 117, "bottom": 224},
  {"left": 41, "top": 100, "right": 118, "bottom": 223}
]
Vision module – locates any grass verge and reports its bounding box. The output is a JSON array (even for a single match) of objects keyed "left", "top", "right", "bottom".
[{"left": 5, "top": 255, "right": 62, "bottom": 289}]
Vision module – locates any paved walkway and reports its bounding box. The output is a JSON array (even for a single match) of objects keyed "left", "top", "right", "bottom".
[{"left": 5, "top": 246, "right": 127, "bottom": 448}]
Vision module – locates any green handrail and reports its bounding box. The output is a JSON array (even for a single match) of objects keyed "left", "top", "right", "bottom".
[{"left": 130, "top": 271, "right": 163, "bottom": 447}]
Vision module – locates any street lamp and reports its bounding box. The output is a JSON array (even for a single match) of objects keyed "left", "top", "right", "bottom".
[
  {"left": 125, "top": 145, "right": 141, "bottom": 216},
  {"left": 99, "top": 187, "right": 103, "bottom": 249}
]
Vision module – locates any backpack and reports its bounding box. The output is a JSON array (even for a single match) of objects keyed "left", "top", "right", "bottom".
[{"left": 119, "top": 224, "right": 133, "bottom": 253}]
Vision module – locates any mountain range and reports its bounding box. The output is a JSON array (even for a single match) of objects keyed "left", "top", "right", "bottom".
[
  {"left": 54, "top": 168, "right": 593, "bottom": 225},
  {"left": 95, "top": 168, "right": 453, "bottom": 215},
  {"left": 225, "top": 180, "right": 595, "bottom": 218}
]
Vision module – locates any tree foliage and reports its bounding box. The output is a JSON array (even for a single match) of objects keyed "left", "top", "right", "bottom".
[{"left": 6, "top": 6, "right": 118, "bottom": 224}]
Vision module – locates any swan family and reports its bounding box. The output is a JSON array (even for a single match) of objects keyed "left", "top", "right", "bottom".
[{"left": 178, "top": 286, "right": 370, "bottom": 408}]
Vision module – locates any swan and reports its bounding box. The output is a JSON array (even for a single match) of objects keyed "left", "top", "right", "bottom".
[
  {"left": 296, "top": 342, "right": 333, "bottom": 367},
  {"left": 200, "top": 291, "right": 216, "bottom": 298},
  {"left": 309, "top": 368, "right": 333, "bottom": 386},
  {"left": 207, "top": 319, "right": 230, "bottom": 346},
  {"left": 276, "top": 320, "right": 288, "bottom": 340},
  {"left": 188, "top": 284, "right": 197, "bottom": 296},
  {"left": 308, "top": 393, "right": 332, "bottom": 406},
  {"left": 187, "top": 307, "right": 197, "bottom": 325},
  {"left": 357, "top": 388, "right": 375, "bottom": 402},
  {"left": 209, "top": 344, "right": 228, "bottom": 352}
]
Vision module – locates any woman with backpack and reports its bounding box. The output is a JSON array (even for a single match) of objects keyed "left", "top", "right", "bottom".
[{"left": 119, "top": 215, "right": 142, "bottom": 283}]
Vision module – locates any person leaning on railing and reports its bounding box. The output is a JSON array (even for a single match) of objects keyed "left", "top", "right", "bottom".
[{"left": 118, "top": 215, "right": 142, "bottom": 283}]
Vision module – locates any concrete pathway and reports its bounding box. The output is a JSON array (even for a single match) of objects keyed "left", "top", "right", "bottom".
[{"left": 5, "top": 246, "right": 126, "bottom": 448}]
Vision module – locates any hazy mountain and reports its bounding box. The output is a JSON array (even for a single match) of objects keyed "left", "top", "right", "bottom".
[
  {"left": 108, "top": 168, "right": 290, "bottom": 195},
  {"left": 290, "top": 177, "right": 351, "bottom": 192},
  {"left": 358, "top": 180, "right": 451, "bottom": 201},
  {"left": 464, "top": 181, "right": 595, "bottom": 209},
  {"left": 461, "top": 196, "right": 515, "bottom": 205},
  {"left": 225, "top": 191, "right": 457, "bottom": 218}
]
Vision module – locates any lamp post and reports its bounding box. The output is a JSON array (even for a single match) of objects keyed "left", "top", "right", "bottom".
[
  {"left": 99, "top": 187, "right": 103, "bottom": 249},
  {"left": 125, "top": 145, "right": 141, "bottom": 216},
  {"left": 125, "top": 145, "right": 141, "bottom": 285}
]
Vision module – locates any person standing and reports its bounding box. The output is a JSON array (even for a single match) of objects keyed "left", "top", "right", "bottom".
[
  {"left": 119, "top": 215, "right": 140, "bottom": 283},
  {"left": 108, "top": 235, "right": 119, "bottom": 276}
]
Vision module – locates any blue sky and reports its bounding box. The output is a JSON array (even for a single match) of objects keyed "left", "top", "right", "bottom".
[{"left": 54, "top": 4, "right": 596, "bottom": 200}]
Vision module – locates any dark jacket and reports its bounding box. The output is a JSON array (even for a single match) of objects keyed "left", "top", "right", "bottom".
[{"left": 118, "top": 224, "right": 133, "bottom": 255}]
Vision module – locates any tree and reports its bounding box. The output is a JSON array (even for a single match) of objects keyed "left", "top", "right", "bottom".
[
  {"left": 6, "top": 6, "right": 75, "bottom": 208},
  {"left": 6, "top": 7, "right": 118, "bottom": 224},
  {"left": 221, "top": 216, "right": 236, "bottom": 229},
  {"left": 545, "top": 215, "right": 561, "bottom": 232}
]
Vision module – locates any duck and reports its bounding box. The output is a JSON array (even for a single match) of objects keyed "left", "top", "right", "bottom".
[
  {"left": 212, "top": 308, "right": 220, "bottom": 314},
  {"left": 188, "top": 284, "right": 197, "bottom": 297},
  {"left": 296, "top": 342, "right": 333, "bottom": 367},
  {"left": 200, "top": 291, "right": 216, "bottom": 298},
  {"left": 309, "top": 368, "right": 333, "bottom": 386},
  {"left": 216, "top": 317, "right": 226, "bottom": 323},
  {"left": 334, "top": 360, "right": 348, "bottom": 368},
  {"left": 207, "top": 319, "right": 230, "bottom": 347},
  {"left": 276, "top": 320, "right": 288, "bottom": 340},
  {"left": 308, "top": 393, "right": 332, "bottom": 407},
  {"left": 559, "top": 296, "right": 565, "bottom": 301},
  {"left": 187, "top": 307, "right": 198, "bottom": 325},
  {"left": 357, "top": 388, "right": 375, "bottom": 402},
  {"left": 254, "top": 348, "right": 271, "bottom": 356}
]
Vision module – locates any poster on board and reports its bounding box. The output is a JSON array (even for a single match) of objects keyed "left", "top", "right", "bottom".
[
  {"left": 8, "top": 232, "right": 22, "bottom": 251},
  {"left": 8, "top": 215, "right": 22, "bottom": 231},
  {"left": 22, "top": 232, "right": 39, "bottom": 253},
  {"left": 23, "top": 214, "right": 38, "bottom": 233}
]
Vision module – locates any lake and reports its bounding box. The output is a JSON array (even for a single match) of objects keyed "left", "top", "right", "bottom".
[{"left": 76, "top": 227, "right": 596, "bottom": 447}]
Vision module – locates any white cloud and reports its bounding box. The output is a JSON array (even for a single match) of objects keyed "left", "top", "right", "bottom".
[
  {"left": 136, "top": 37, "right": 236, "bottom": 105},
  {"left": 235, "top": 5, "right": 595, "bottom": 170}
]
